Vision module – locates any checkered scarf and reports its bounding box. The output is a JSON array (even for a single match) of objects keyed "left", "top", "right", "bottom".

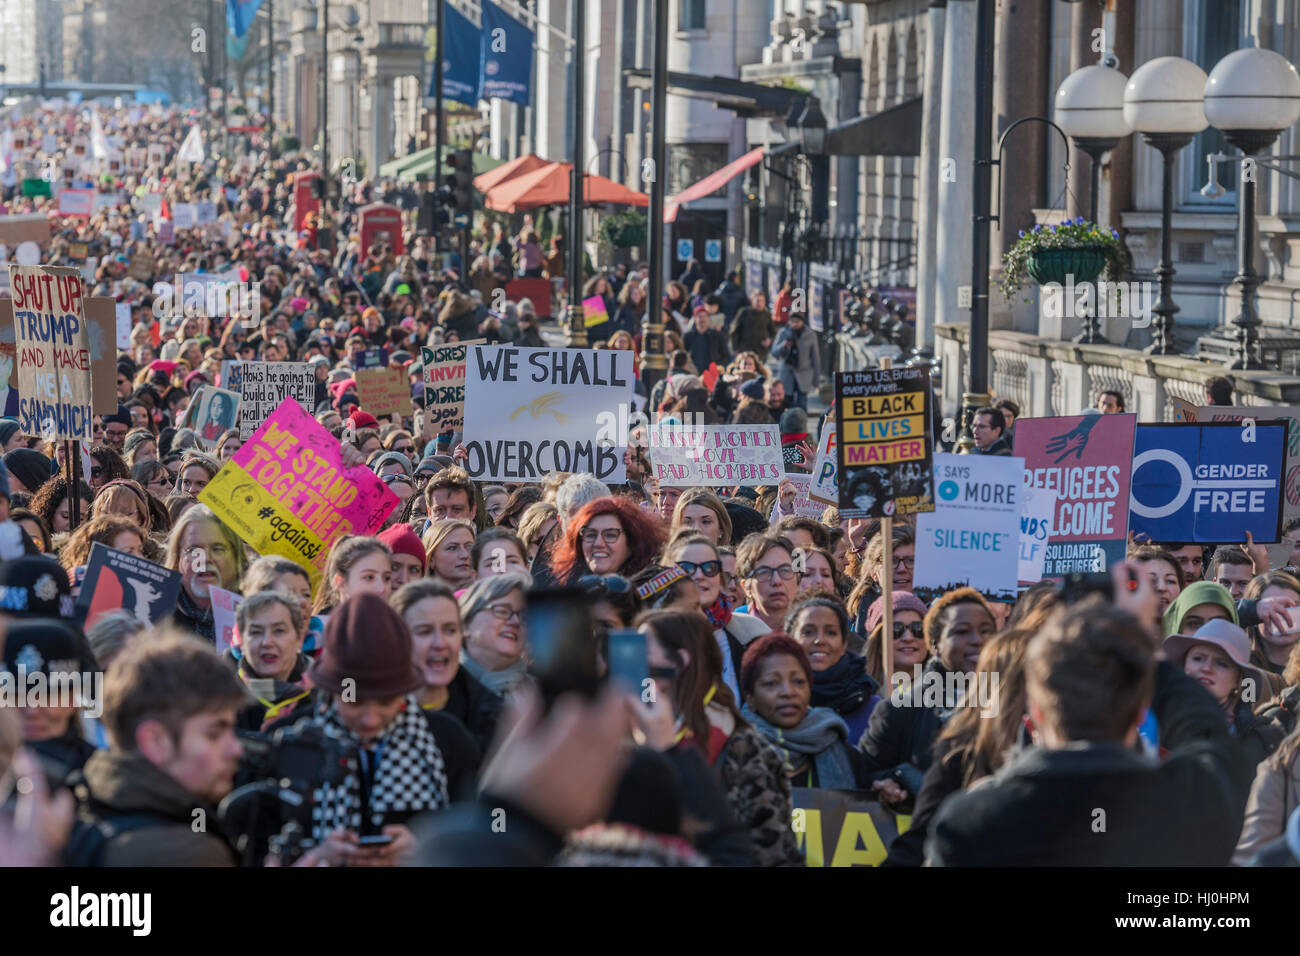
[{"left": 311, "top": 696, "right": 449, "bottom": 840}]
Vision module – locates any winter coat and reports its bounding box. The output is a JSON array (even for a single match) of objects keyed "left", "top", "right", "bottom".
[
  {"left": 730, "top": 306, "right": 776, "bottom": 360},
  {"left": 683, "top": 327, "right": 729, "bottom": 375},
  {"left": 172, "top": 586, "right": 216, "bottom": 644},
  {"left": 926, "top": 662, "right": 1252, "bottom": 866},
  {"left": 437, "top": 667, "right": 503, "bottom": 754},
  {"left": 773, "top": 324, "right": 822, "bottom": 395},
  {"left": 857, "top": 658, "right": 953, "bottom": 799},
  {"left": 716, "top": 279, "right": 748, "bottom": 324},
  {"left": 1233, "top": 745, "right": 1300, "bottom": 865},
  {"left": 78, "top": 750, "right": 237, "bottom": 866},
  {"left": 716, "top": 722, "right": 804, "bottom": 866}
]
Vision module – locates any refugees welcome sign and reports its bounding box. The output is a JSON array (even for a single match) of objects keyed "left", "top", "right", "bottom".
[{"left": 462, "top": 345, "right": 633, "bottom": 482}]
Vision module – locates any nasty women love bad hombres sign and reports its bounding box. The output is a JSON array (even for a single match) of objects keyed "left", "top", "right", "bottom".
[
  {"left": 461, "top": 345, "right": 634, "bottom": 483},
  {"left": 646, "top": 424, "right": 782, "bottom": 486},
  {"left": 7, "top": 265, "right": 94, "bottom": 441}
]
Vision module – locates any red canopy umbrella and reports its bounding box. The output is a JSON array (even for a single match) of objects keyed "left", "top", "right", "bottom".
[
  {"left": 473, "top": 153, "right": 549, "bottom": 194},
  {"left": 483, "top": 161, "right": 649, "bottom": 213}
]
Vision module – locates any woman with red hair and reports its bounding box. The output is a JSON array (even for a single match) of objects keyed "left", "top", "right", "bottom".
[{"left": 549, "top": 496, "right": 667, "bottom": 586}]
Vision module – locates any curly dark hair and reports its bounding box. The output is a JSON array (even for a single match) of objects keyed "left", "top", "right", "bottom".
[
  {"left": 29, "top": 477, "right": 94, "bottom": 532},
  {"left": 549, "top": 496, "right": 667, "bottom": 586}
]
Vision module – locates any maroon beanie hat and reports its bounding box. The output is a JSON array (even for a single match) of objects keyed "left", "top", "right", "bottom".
[
  {"left": 865, "top": 590, "right": 930, "bottom": 637},
  {"left": 378, "top": 523, "right": 427, "bottom": 575},
  {"left": 307, "top": 593, "right": 424, "bottom": 699}
]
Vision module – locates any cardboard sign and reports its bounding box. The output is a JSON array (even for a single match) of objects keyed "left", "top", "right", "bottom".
[
  {"left": 646, "top": 424, "right": 782, "bottom": 486},
  {"left": 127, "top": 250, "right": 155, "bottom": 281},
  {"left": 354, "top": 366, "right": 410, "bottom": 418},
  {"left": 1198, "top": 405, "right": 1300, "bottom": 525},
  {"left": 0, "top": 214, "right": 50, "bottom": 248},
  {"left": 200, "top": 397, "right": 400, "bottom": 584},
  {"left": 421, "top": 339, "right": 484, "bottom": 433},
  {"left": 1018, "top": 484, "right": 1057, "bottom": 585},
  {"left": 82, "top": 296, "right": 121, "bottom": 414},
  {"left": 115, "top": 302, "right": 131, "bottom": 349},
  {"left": 809, "top": 422, "right": 838, "bottom": 506},
  {"left": 914, "top": 454, "right": 1023, "bottom": 602},
  {"left": 835, "top": 367, "right": 934, "bottom": 519},
  {"left": 791, "top": 788, "right": 909, "bottom": 868},
  {"left": 1129, "top": 422, "right": 1285, "bottom": 544},
  {"left": 232, "top": 361, "right": 316, "bottom": 438},
  {"left": 56, "top": 189, "right": 95, "bottom": 217},
  {"left": 1170, "top": 395, "right": 1198, "bottom": 422},
  {"left": 462, "top": 345, "right": 634, "bottom": 483},
  {"left": 7, "top": 265, "right": 94, "bottom": 441},
  {"left": 784, "top": 473, "right": 829, "bottom": 519},
  {"left": 211, "top": 586, "right": 242, "bottom": 657},
  {"left": 182, "top": 385, "right": 242, "bottom": 448},
  {"left": 76, "top": 543, "right": 182, "bottom": 632},
  {"left": 582, "top": 294, "right": 609, "bottom": 328},
  {"left": 1014, "top": 413, "right": 1136, "bottom": 575}
]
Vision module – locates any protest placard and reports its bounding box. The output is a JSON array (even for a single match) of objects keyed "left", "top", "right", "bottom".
[
  {"left": 56, "top": 189, "right": 95, "bottom": 217},
  {"left": 1198, "top": 405, "right": 1300, "bottom": 525},
  {"left": 462, "top": 345, "right": 634, "bottom": 483},
  {"left": 82, "top": 296, "right": 120, "bottom": 414},
  {"left": 783, "top": 473, "right": 828, "bottom": 519},
  {"left": 183, "top": 386, "right": 241, "bottom": 448},
  {"left": 646, "top": 423, "right": 782, "bottom": 486},
  {"left": 172, "top": 203, "right": 197, "bottom": 229},
  {"left": 200, "top": 397, "right": 400, "bottom": 585},
  {"left": 809, "top": 422, "right": 837, "bottom": 506},
  {"left": 1129, "top": 422, "right": 1285, "bottom": 543},
  {"left": 913, "top": 454, "right": 1023, "bottom": 602},
  {"left": 355, "top": 348, "right": 389, "bottom": 370},
  {"left": 210, "top": 586, "right": 242, "bottom": 657},
  {"left": 355, "top": 366, "right": 410, "bottom": 418},
  {"left": 115, "top": 302, "right": 131, "bottom": 349},
  {"left": 232, "top": 361, "right": 315, "bottom": 438},
  {"left": 582, "top": 295, "right": 609, "bottom": 329},
  {"left": 834, "top": 367, "right": 934, "bottom": 519},
  {"left": 7, "top": 265, "right": 94, "bottom": 441},
  {"left": 1170, "top": 395, "right": 1198, "bottom": 422},
  {"left": 127, "top": 249, "right": 155, "bottom": 281},
  {"left": 1018, "top": 484, "right": 1057, "bottom": 585},
  {"left": 75, "top": 543, "right": 182, "bottom": 632},
  {"left": 1014, "top": 413, "right": 1135, "bottom": 574},
  {"left": 790, "top": 788, "right": 908, "bottom": 868},
  {"left": 421, "top": 340, "right": 484, "bottom": 433}
]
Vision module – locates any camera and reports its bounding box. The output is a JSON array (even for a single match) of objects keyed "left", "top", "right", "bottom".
[{"left": 218, "top": 719, "right": 358, "bottom": 866}]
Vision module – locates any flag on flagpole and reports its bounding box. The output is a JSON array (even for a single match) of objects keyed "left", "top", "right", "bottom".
[
  {"left": 227, "top": 0, "right": 264, "bottom": 40},
  {"left": 177, "top": 125, "right": 206, "bottom": 164}
]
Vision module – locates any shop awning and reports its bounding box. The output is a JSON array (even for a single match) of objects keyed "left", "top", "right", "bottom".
[
  {"left": 474, "top": 153, "right": 549, "bottom": 193},
  {"left": 665, "top": 146, "right": 765, "bottom": 223},
  {"left": 484, "top": 162, "right": 649, "bottom": 213},
  {"left": 767, "top": 96, "right": 923, "bottom": 158},
  {"left": 623, "top": 68, "right": 806, "bottom": 118}
]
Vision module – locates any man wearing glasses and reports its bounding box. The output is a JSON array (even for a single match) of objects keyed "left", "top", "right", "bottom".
[
  {"left": 971, "top": 406, "right": 1012, "bottom": 456},
  {"left": 102, "top": 408, "right": 132, "bottom": 450}
]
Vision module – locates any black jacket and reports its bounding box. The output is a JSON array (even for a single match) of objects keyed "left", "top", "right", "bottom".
[
  {"left": 438, "top": 667, "right": 503, "bottom": 754},
  {"left": 172, "top": 586, "right": 215, "bottom": 643},
  {"left": 683, "top": 326, "right": 728, "bottom": 374},
  {"left": 925, "top": 662, "right": 1252, "bottom": 866},
  {"left": 857, "top": 658, "right": 952, "bottom": 798}
]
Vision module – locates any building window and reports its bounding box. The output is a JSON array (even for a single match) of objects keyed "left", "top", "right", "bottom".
[
  {"left": 1184, "top": 0, "right": 1242, "bottom": 206},
  {"left": 669, "top": 143, "right": 730, "bottom": 196},
  {"left": 681, "top": 0, "right": 706, "bottom": 31}
]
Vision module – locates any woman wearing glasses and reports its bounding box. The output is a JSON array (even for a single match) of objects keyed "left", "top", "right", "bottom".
[
  {"left": 458, "top": 572, "right": 531, "bottom": 698},
  {"left": 550, "top": 497, "right": 666, "bottom": 587},
  {"left": 133, "top": 460, "right": 175, "bottom": 502},
  {"left": 735, "top": 534, "right": 801, "bottom": 633},
  {"left": 787, "top": 594, "right": 881, "bottom": 747},
  {"left": 847, "top": 523, "right": 917, "bottom": 643},
  {"left": 663, "top": 529, "right": 770, "bottom": 704},
  {"left": 861, "top": 591, "right": 931, "bottom": 690},
  {"left": 164, "top": 505, "right": 248, "bottom": 643}
]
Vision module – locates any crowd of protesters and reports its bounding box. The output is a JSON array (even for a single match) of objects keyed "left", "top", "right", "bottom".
[{"left": 1, "top": 99, "right": 1299, "bottom": 868}]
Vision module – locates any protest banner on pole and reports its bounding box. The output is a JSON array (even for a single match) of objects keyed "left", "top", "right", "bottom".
[
  {"left": 809, "top": 422, "right": 838, "bottom": 506},
  {"left": 182, "top": 386, "right": 242, "bottom": 448},
  {"left": 913, "top": 454, "right": 1023, "bottom": 602},
  {"left": 7, "top": 264, "right": 94, "bottom": 441},
  {"left": 200, "top": 397, "right": 401, "bottom": 585},
  {"left": 462, "top": 345, "right": 634, "bottom": 483},
  {"left": 834, "top": 366, "right": 934, "bottom": 519},
  {"left": 1013, "top": 413, "right": 1135, "bottom": 574},
  {"left": 354, "top": 366, "right": 410, "bottom": 418},
  {"left": 1129, "top": 422, "right": 1285, "bottom": 543},
  {"left": 1197, "top": 405, "right": 1300, "bottom": 525},
  {"left": 232, "top": 362, "right": 315, "bottom": 438},
  {"left": 82, "top": 296, "right": 120, "bottom": 414},
  {"left": 75, "top": 543, "right": 182, "bottom": 631},
  {"left": 646, "top": 423, "right": 782, "bottom": 486},
  {"left": 421, "top": 339, "right": 485, "bottom": 433},
  {"left": 1018, "top": 484, "right": 1057, "bottom": 585},
  {"left": 790, "top": 788, "right": 908, "bottom": 867}
]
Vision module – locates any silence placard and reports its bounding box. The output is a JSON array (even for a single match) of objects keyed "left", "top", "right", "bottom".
[
  {"left": 76, "top": 543, "right": 182, "bottom": 632},
  {"left": 835, "top": 367, "right": 934, "bottom": 519},
  {"left": 1014, "top": 413, "right": 1135, "bottom": 575},
  {"left": 8, "top": 265, "right": 94, "bottom": 441},
  {"left": 233, "top": 361, "right": 315, "bottom": 438},
  {"left": 462, "top": 345, "right": 633, "bottom": 483},
  {"left": 913, "top": 454, "right": 1023, "bottom": 602},
  {"left": 354, "top": 366, "right": 410, "bottom": 418},
  {"left": 1129, "top": 422, "right": 1285, "bottom": 544},
  {"left": 421, "top": 339, "right": 485, "bottom": 433},
  {"left": 646, "top": 424, "right": 782, "bottom": 486}
]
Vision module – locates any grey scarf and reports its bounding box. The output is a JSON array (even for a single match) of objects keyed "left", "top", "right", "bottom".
[
  {"left": 742, "top": 704, "right": 857, "bottom": 790},
  {"left": 459, "top": 651, "right": 528, "bottom": 698}
]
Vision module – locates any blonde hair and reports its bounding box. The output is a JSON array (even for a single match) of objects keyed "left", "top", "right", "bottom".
[{"left": 518, "top": 501, "right": 559, "bottom": 554}]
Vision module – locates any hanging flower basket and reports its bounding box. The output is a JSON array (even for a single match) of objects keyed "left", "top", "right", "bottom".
[{"left": 1000, "top": 217, "right": 1129, "bottom": 302}]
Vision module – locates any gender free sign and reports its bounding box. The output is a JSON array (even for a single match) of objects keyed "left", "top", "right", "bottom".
[
  {"left": 1129, "top": 422, "right": 1286, "bottom": 543},
  {"left": 462, "top": 345, "right": 634, "bottom": 482}
]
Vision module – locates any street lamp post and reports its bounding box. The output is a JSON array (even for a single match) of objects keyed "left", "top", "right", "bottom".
[
  {"left": 1123, "top": 56, "right": 1208, "bottom": 356},
  {"left": 1203, "top": 48, "right": 1300, "bottom": 371},
  {"left": 1055, "top": 63, "right": 1131, "bottom": 344},
  {"left": 565, "top": 0, "right": 588, "bottom": 347},
  {"left": 640, "top": 0, "right": 669, "bottom": 397}
]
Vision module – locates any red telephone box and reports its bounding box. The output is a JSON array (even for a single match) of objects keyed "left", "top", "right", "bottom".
[
  {"left": 293, "top": 172, "right": 321, "bottom": 235},
  {"left": 358, "top": 202, "right": 404, "bottom": 258}
]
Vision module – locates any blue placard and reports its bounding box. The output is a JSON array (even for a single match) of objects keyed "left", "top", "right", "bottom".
[
  {"left": 481, "top": 0, "right": 534, "bottom": 105},
  {"left": 1129, "top": 422, "right": 1286, "bottom": 543}
]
